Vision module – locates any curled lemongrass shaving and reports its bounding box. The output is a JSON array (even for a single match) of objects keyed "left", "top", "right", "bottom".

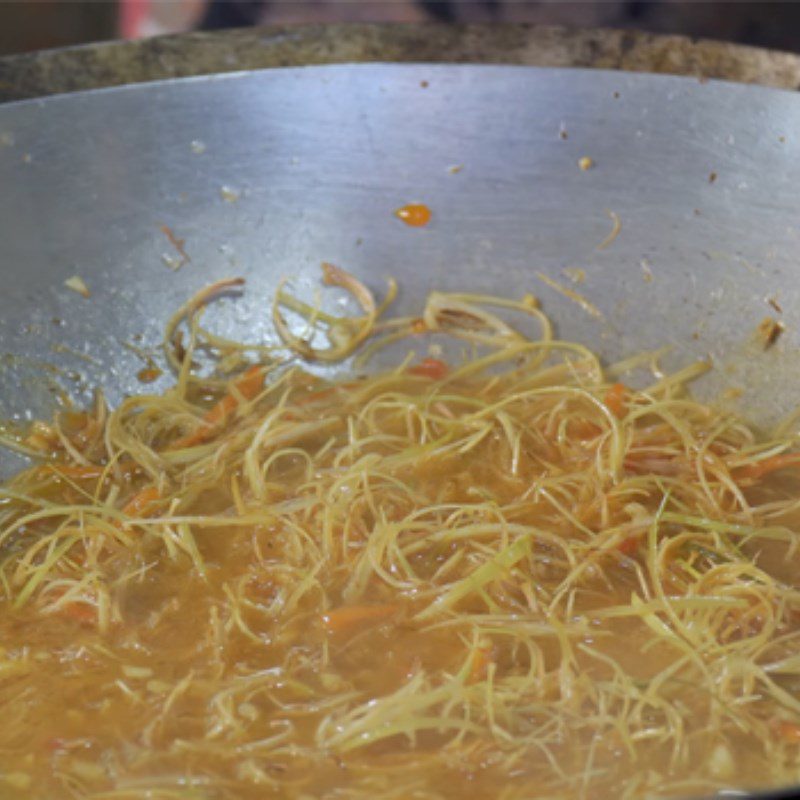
[
  {"left": 273, "top": 263, "right": 397, "bottom": 362},
  {"left": 163, "top": 276, "right": 250, "bottom": 402},
  {"left": 597, "top": 210, "right": 622, "bottom": 251}
]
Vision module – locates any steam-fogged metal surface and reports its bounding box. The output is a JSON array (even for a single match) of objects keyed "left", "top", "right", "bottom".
[{"left": 1, "top": 64, "right": 800, "bottom": 479}]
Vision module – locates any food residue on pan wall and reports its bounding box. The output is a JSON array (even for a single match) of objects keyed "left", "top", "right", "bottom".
[
  {"left": 578, "top": 156, "right": 594, "bottom": 171},
  {"left": 597, "top": 210, "right": 622, "bottom": 250},
  {"left": 136, "top": 367, "right": 163, "bottom": 384},
  {"left": 757, "top": 316, "right": 784, "bottom": 349},
  {"left": 220, "top": 186, "right": 240, "bottom": 203},
  {"left": 561, "top": 267, "right": 586, "bottom": 285},
  {"left": 122, "top": 340, "right": 165, "bottom": 385},
  {"left": 394, "top": 203, "right": 432, "bottom": 227},
  {"left": 722, "top": 386, "right": 745, "bottom": 401},
  {"left": 159, "top": 224, "right": 191, "bottom": 270},
  {"left": 63, "top": 276, "right": 90, "bottom": 299}
]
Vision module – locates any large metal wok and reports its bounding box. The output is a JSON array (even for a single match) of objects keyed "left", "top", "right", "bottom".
[{"left": 2, "top": 64, "right": 800, "bottom": 797}]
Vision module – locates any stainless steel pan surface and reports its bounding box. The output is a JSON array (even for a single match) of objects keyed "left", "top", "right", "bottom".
[{"left": 2, "top": 64, "right": 800, "bottom": 797}]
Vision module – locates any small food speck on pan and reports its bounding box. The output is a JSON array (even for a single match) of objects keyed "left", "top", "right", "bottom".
[
  {"left": 597, "top": 211, "right": 622, "bottom": 251},
  {"left": 64, "top": 276, "right": 90, "bottom": 299},
  {"left": 21, "top": 153, "right": 32, "bottom": 164},
  {"left": 160, "top": 224, "right": 190, "bottom": 269},
  {"left": 0, "top": 132, "right": 14, "bottom": 147},
  {"left": 137, "top": 367, "right": 163, "bottom": 384},
  {"left": 162, "top": 254, "right": 182, "bottom": 271},
  {"left": 767, "top": 297, "right": 783, "bottom": 314},
  {"left": 578, "top": 156, "right": 594, "bottom": 171},
  {"left": 722, "top": 387, "right": 744, "bottom": 401},
  {"left": 757, "top": 317, "right": 785, "bottom": 349},
  {"left": 562, "top": 267, "right": 586, "bottom": 285},
  {"left": 447, "top": 164, "right": 463, "bottom": 175},
  {"left": 190, "top": 140, "right": 206, "bottom": 154},
  {"left": 640, "top": 259, "right": 654, "bottom": 283},
  {"left": 778, "top": 136, "right": 786, "bottom": 144},
  {"left": 558, "top": 123, "right": 568, "bottom": 140},
  {"left": 420, "top": 80, "right": 429, "bottom": 88},
  {"left": 123, "top": 340, "right": 163, "bottom": 383},
  {"left": 708, "top": 171, "right": 717, "bottom": 184},
  {"left": 220, "top": 186, "right": 240, "bottom": 203},
  {"left": 395, "top": 204, "right": 432, "bottom": 227}
]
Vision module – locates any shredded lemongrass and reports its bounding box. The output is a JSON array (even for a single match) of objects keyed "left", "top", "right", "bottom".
[
  {"left": 535, "top": 271, "right": 605, "bottom": 321},
  {"left": 273, "top": 263, "right": 397, "bottom": 361},
  {"left": 1, "top": 274, "right": 800, "bottom": 799},
  {"left": 597, "top": 210, "right": 622, "bottom": 251}
]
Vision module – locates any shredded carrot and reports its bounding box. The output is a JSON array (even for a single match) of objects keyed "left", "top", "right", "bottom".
[
  {"left": 321, "top": 604, "right": 399, "bottom": 634},
  {"left": 205, "top": 365, "right": 265, "bottom": 425},
  {"left": 59, "top": 602, "right": 97, "bottom": 625},
  {"left": 735, "top": 453, "right": 800, "bottom": 481},
  {"left": 137, "top": 367, "right": 163, "bottom": 384},
  {"left": 604, "top": 383, "right": 628, "bottom": 419},
  {"left": 47, "top": 588, "right": 97, "bottom": 625},
  {"left": 408, "top": 358, "right": 448, "bottom": 380},
  {"left": 45, "top": 737, "right": 66, "bottom": 752},
  {"left": 777, "top": 720, "right": 800, "bottom": 743},
  {"left": 121, "top": 486, "right": 160, "bottom": 519},
  {"left": 617, "top": 537, "right": 639, "bottom": 556},
  {"left": 172, "top": 365, "right": 265, "bottom": 449}
]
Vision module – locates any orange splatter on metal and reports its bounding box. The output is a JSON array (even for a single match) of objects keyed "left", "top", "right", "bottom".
[
  {"left": 137, "top": 367, "right": 163, "bottom": 384},
  {"left": 394, "top": 203, "right": 431, "bottom": 227}
]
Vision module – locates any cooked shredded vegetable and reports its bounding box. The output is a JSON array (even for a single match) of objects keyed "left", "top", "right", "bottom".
[
  {"left": 597, "top": 210, "right": 622, "bottom": 251},
  {"left": 2, "top": 267, "right": 800, "bottom": 799}
]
